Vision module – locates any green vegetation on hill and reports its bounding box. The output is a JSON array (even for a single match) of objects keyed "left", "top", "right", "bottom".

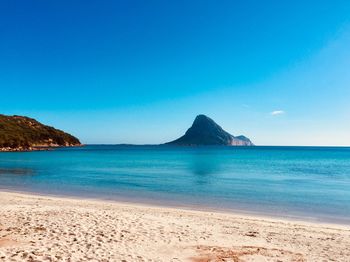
[{"left": 0, "top": 114, "right": 81, "bottom": 150}]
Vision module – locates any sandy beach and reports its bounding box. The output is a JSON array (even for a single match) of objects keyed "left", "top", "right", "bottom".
[{"left": 0, "top": 191, "right": 349, "bottom": 261}]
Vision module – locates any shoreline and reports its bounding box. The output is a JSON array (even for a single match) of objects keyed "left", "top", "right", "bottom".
[
  {"left": 1, "top": 187, "right": 349, "bottom": 227},
  {"left": 1, "top": 190, "right": 350, "bottom": 261},
  {"left": 1, "top": 189, "right": 349, "bottom": 228},
  {"left": 0, "top": 144, "right": 84, "bottom": 152}
]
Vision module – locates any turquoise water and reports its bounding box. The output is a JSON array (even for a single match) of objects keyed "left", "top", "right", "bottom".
[{"left": 1, "top": 145, "right": 350, "bottom": 224}]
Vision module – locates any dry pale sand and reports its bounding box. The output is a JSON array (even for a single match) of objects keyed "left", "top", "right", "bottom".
[{"left": 0, "top": 191, "right": 350, "bottom": 262}]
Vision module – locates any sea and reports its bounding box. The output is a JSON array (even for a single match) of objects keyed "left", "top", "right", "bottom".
[{"left": 1, "top": 145, "right": 350, "bottom": 224}]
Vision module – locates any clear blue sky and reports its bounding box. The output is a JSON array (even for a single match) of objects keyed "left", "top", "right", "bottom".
[{"left": 1, "top": 1, "right": 350, "bottom": 145}]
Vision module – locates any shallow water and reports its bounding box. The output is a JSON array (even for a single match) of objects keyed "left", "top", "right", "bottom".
[{"left": 1, "top": 145, "right": 350, "bottom": 224}]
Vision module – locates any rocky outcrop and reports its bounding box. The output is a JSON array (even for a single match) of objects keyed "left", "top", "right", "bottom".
[{"left": 166, "top": 115, "right": 253, "bottom": 146}]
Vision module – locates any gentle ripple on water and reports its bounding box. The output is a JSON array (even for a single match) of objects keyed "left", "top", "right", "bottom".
[{"left": 0, "top": 145, "right": 350, "bottom": 224}]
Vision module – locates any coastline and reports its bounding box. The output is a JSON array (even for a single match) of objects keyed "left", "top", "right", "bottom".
[
  {"left": 1, "top": 187, "right": 349, "bottom": 227},
  {"left": 1, "top": 190, "right": 349, "bottom": 261},
  {"left": 0, "top": 144, "right": 84, "bottom": 152}
]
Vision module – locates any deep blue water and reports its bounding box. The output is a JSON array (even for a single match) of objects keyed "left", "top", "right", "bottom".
[{"left": 1, "top": 145, "right": 350, "bottom": 224}]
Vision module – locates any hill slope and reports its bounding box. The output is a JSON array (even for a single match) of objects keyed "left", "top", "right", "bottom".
[
  {"left": 166, "top": 115, "right": 253, "bottom": 146},
  {"left": 0, "top": 114, "right": 81, "bottom": 151}
]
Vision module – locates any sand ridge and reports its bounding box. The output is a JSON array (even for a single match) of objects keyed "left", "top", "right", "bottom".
[{"left": 0, "top": 191, "right": 349, "bottom": 261}]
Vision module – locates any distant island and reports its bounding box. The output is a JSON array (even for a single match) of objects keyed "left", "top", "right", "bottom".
[
  {"left": 0, "top": 113, "right": 253, "bottom": 151},
  {"left": 0, "top": 114, "right": 82, "bottom": 151},
  {"left": 166, "top": 114, "right": 254, "bottom": 146}
]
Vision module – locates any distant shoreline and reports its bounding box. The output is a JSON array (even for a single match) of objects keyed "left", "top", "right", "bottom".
[
  {"left": 0, "top": 146, "right": 53, "bottom": 152},
  {"left": 0, "top": 145, "right": 84, "bottom": 152},
  {"left": 1, "top": 144, "right": 350, "bottom": 152},
  {"left": 78, "top": 144, "right": 350, "bottom": 148}
]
